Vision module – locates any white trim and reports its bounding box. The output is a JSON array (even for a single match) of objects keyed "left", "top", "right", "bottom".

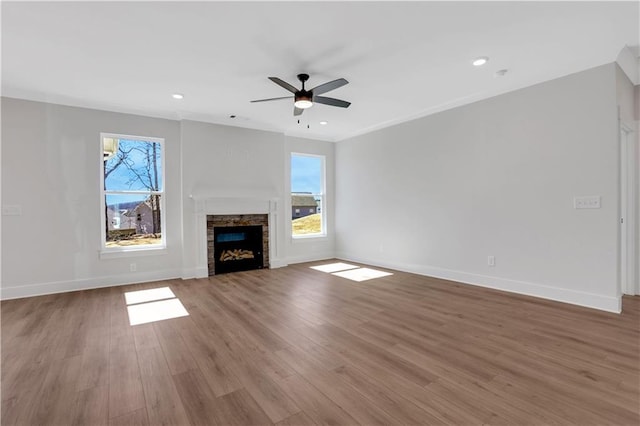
[
  {"left": 1, "top": 269, "right": 182, "bottom": 300},
  {"left": 615, "top": 45, "right": 639, "bottom": 86},
  {"left": 190, "top": 195, "right": 282, "bottom": 277},
  {"left": 292, "top": 232, "right": 328, "bottom": 240},
  {"left": 99, "top": 247, "right": 168, "bottom": 260},
  {"left": 619, "top": 122, "right": 637, "bottom": 295},
  {"left": 336, "top": 252, "right": 621, "bottom": 313}
]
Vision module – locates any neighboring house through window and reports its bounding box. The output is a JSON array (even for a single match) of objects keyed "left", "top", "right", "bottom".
[
  {"left": 101, "top": 133, "right": 165, "bottom": 252},
  {"left": 291, "top": 153, "right": 325, "bottom": 237}
]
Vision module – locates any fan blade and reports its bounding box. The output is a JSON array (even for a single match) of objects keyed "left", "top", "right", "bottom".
[
  {"left": 294, "top": 106, "right": 304, "bottom": 116},
  {"left": 250, "top": 96, "right": 293, "bottom": 103},
  {"left": 269, "top": 77, "right": 298, "bottom": 94},
  {"left": 310, "top": 78, "right": 348, "bottom": 95},
  {"left": 314, "top": 96, "right": 351, "bottom": 108}
]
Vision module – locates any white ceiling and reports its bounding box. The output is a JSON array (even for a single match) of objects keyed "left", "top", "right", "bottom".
[{"left": 2, "top": 1, "right": 638, "bottom": 142}]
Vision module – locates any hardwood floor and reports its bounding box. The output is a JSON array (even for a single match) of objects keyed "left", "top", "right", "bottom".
[{"left": 2, "top": 260, "right": 639, "bottom": 425}]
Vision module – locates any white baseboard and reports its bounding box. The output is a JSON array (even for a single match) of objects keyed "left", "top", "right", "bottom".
[
  {"left": 269, "top": 258, "right": 288, "bottom": 268},
  {"left": 192, "top": 267, "right": 209, "bottom": 279},
  {"left": 181, "top": 268, "right": 198, "bottom": 280},
  {"left": 336, "top": 252, "right": 621, "bottom": 313},
  {"left": 286, "top": 253, "right": 335, "bottom": 266},
  {"left": 1, "top": 269, "right": 183, "bottom": 300}
]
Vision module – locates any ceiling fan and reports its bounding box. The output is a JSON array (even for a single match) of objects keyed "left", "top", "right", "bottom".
[{"left": 251, "top": 73, "right": 351, "bottom": 116}]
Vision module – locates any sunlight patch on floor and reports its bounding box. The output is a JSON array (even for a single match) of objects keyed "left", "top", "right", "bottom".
[
  {"left": 124, "top": 287, "right": 176, "bottom": 305},
  {"left": 310, "top": 262, "right": 359, "bottom": 273},
  {"left": 127, "top": 298, "right": 189, "bottom": 326},
  {"left": 331, "top": 267, "right": 393, "bottom": 282},
  {"left": 310, "top": 262, "right": 393, "bottom": 282},
  {"left": 124, "top": 286, "right": 189, "bottom": 326}
]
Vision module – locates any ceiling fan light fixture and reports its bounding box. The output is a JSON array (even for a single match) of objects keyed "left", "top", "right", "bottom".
[
  {"left": 294, "top": 100, "right": 313, "bottom": 109},
  {"left": 294, "top": 93, "right": 313, "bottom": 109}
]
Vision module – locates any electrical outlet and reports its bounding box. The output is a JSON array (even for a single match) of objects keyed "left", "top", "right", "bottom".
[
  {"left": 130, "top": 263, "right": 137, "bottom": 272},
  {"left": 488, "top": 256, "right": 495, "bottom": 267}
]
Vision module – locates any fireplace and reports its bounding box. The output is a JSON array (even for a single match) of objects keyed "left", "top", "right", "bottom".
[
  {"left": 207, "top": 214, "right": 269, "bottom": 276},
  {"left": 214, "top": 225, "right": 263, "bottom": 274}
]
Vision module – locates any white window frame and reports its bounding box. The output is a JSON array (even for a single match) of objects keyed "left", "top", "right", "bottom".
[
  {"left": 291, "top": 152, "right": 326, "bottom": 239},
  {"left": 100, "top": 132, "right": 166, "bottom": 258}
]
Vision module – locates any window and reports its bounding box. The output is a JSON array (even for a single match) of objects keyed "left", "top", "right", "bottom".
[
  {"left": 101, "top": 133, "right": 165, "bottom": 252},
  {"left": 291, "top": 153, "right": 325, "bottom": 237}
]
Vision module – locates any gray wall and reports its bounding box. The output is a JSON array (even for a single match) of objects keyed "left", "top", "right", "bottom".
[
  {"left": 336, "top": 64, "right": 621, "bottom": 312},
  {"left": 1, "top": 100, "right": 336, "bottom": 297},
  {"left": 1, "top": 99, "right": 183, "bottom": 297}
]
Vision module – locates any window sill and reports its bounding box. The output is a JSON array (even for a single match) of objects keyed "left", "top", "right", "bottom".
[
  {"left": 292, "top": 234, "right": 328, "bottom": 242},
  {"left": 100, "top": 246, "right": 167, "bottom": 260}
]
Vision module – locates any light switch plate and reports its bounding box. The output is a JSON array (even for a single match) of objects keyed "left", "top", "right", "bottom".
[
  {"left": 2, "top": 205, "right": 22, "bottom": 216},
  {"left": 574, "top": 196, "right": 601, "bottom": 209}
]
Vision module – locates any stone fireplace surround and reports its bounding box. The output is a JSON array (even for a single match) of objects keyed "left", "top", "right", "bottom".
[{"left": 191, "top": 193, "right": 280, "bottom": 278}]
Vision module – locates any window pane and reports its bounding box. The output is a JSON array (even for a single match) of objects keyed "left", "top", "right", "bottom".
[
  {"left": 105, "top": 194, "right": 162, "bottom": 247},
  {"left": 104, "top": 139, "right": 163, "bottom": 192},
  {"left": 291, "top": 155, "right": 321, "bottom": 193},
  {"left": 292, "top": 195, "right": 322, "bottom": 236}
]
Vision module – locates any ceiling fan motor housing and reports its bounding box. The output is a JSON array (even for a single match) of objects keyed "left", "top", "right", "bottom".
[{"left": 295, "top": 90, "right": 313, "bottom": 103}]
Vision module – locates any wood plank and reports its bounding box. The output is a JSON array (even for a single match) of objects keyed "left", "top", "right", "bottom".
[
  {"left": 26, "top": 355, "right": 83, "bottom": 425},
  {"left": 330, "top": 365, "right": 446, "bottom": 425},
  {"left": 172, "top": 369, "right": 227, "bottom": 426},
  {"left": 277, "top": 374, "right": 359, "bottom": 426},
  {"left": 153, "top": 320, "right": 200, "bottom": 376},
  {"left": 215, "top": 388, "right": 274, "bottom": 426},
  {"left": 140, "top": 373, "right": 191, "bottom": 426},
  {"left": 229, "top": 356, "right": 301, "bottom": 423},
  {"left": 108, "top": 408, "right": 149, "bottom": 426},
  {"left": 72, "top": 385, "right": 109, "bottom": 426},
  {"left": 108, "top": 378, "right": 146, "bottom": 420},
  {"left": 275, "top": 411, "right": 317, "bottom": 426}
]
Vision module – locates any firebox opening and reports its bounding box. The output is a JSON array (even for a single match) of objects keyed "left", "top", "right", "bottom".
[
  {"left": 213, "top": 225, "right": 264, "bottom": 274},
  {"left": 216, "top": 232, "right": 247, "bottom": 243}
]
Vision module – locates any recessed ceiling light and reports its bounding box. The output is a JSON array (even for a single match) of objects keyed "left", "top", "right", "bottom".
[
  {"left": 320, "top": 121, "right": 328, "bottom": 125},
  {"left": 172, "top": 93, "right": 184, "bottom": 99},
  {"left": 472, "top": 57, "right": 489, "bottom": 67}
]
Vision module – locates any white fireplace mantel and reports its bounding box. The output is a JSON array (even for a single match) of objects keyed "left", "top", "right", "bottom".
[{"left": 190, "top": 193, "right": 282, "bottom": 278}]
